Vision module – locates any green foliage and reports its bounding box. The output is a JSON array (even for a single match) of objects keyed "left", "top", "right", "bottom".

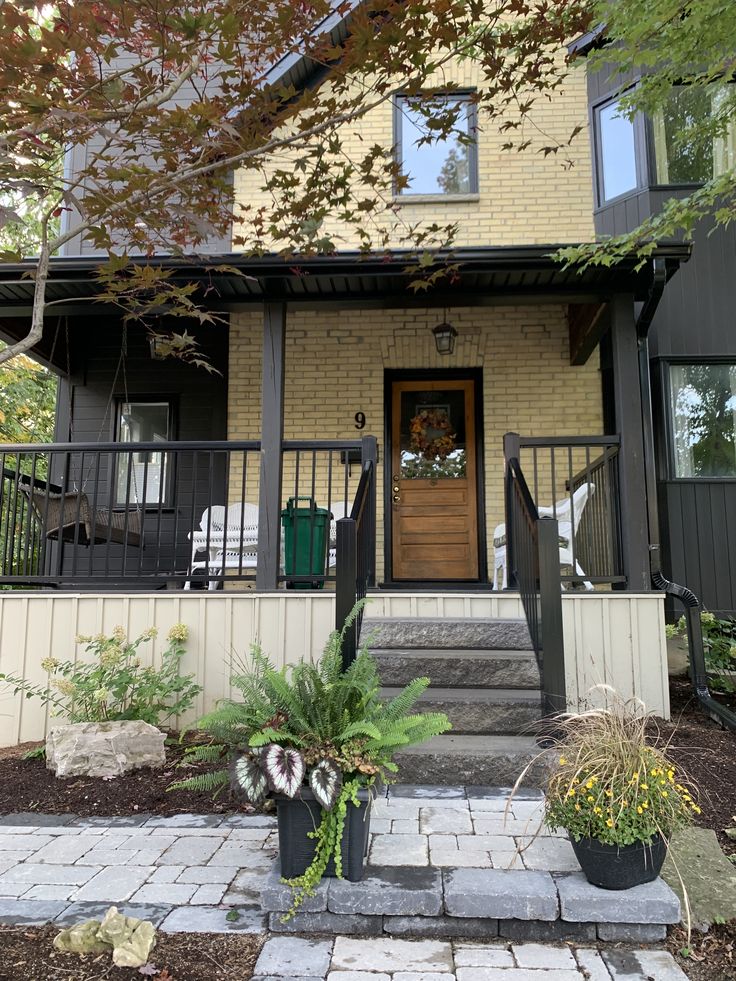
[
  {"left": 0, "top": 343, "right": 56, "bottom": 446},
  {"left": 669, "top": 611, "right": 736, "bottom": 694},
  {"left": 172, "top": 603, "right": 450, "bottom": 913},
  {"left": 0, "top": 623, "right": 201, "bottom": 727},
  {"left": 544, "top": 697, "right": 699, "bottom": 847}
]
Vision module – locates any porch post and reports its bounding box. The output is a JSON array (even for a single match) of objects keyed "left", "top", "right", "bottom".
[
  {"left": 610, "top": 294, "right": 651, "bottom": 591},
  {"left": 256, "top": 302, "right": 286, "bottom": 591}
]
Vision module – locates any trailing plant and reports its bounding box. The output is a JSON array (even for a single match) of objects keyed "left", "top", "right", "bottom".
[
  {"left": 0, "top": 623, "right": 201, "bottom": 728},
  {"left": 667, "top": 611, "right": 736, "bottom": 694},
  {"left": 171, "top": 603, "right": 450, "bottom": 913},
  {"left": 543, "top": 695, "right": 699, "bottom": 847}
]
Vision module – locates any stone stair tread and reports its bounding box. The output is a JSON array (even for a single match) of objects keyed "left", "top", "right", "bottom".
[
  {"left": 361, "top": 617, "right": 534, "bottom": 652},
  {"left": 380, "top": 687, "right": 542, "bottom": 704},
  {"left": 397, "top": 734, "right": 542, "bottom": 755},
  {"left": 370, "top": 648, "right": 538, "bottom": 660}
]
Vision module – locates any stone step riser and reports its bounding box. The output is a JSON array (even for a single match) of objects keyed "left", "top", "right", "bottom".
[
  {"left": 362, "top": 618, "right": 533, "bottom": 652},
  {"left": 381, "top": 692, "right": 543, "bottom": 736},
  {"left": 373, "top": 652, "right": 541, "bottom": 690},
  {"left": 394, "top": 748, "right": 551, "bottom": 788}
]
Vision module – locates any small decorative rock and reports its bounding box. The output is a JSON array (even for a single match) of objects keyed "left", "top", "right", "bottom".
[{"left": 46, "top": 721, "right": 166, "bottom": 778}]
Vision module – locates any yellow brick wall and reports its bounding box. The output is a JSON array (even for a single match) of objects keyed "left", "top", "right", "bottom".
[
  {"left": 228, "top": 305, "right": 603, "bottom": 581},
  {"left": 233, "top": 56, "right": 594, "bottom": 250}
]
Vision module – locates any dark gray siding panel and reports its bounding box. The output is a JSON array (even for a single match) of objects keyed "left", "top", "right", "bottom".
[
  {"left": 54, "top": 318, "right": 234, "bottom": 586},
  {"left": 660, "top": 481, "right": 736, "bottom": 616}
]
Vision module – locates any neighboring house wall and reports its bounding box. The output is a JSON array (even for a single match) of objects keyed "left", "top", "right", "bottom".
[
  {"left": 0, "top": 590, "right": 669, "bottom": 746},
  {"left": 586, "top": 56, "right": 736, "bottom": 615},
  {"left": 234, "top": 58, "right": 595, "bottom": 249},
  {"left": 227, "top": 304, "right": 603, "bottom": 581}
]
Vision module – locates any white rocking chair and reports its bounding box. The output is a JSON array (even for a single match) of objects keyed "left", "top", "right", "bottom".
[
  {"left": 493, "top": 482, "right": 595, "bottom": 590},
  {"left": 185, "top": 502, "right": 259, "bottom": 590}
]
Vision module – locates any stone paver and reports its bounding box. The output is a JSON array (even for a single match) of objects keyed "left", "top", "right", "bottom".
[
  {"left": 131, "top": 882, "right": 198, "bottom": 904},
  {"left": 444, "top": 868, "right": 558, "bottom": 920},
  {"left": 513, "top": 943, "right": 577, "bottom": 969},
  {"left": 603, "top": 948, "right": 689, "bottom": 981},
  {"left": 453, "top": 944, "right": 514, "bottom": 967},
  {"left": 160, "top": 904, "right": 267, "bottom": 933},
  {"left": 328, "top": 866, "right": 442, "bottom": 916},
  {"left": 557, "top": 872, "right": 680, "bottom": 924},
  {"left": 255, "top": 936, "right": 333, "bottom": 976},
  {"left": 369, "top": 834, "right": 428, "bottom": 866},
  {"left": 331, "top": 937, "right": 453, "bottom": 973},
  {"left": 72, "top": 865, "right": 153, "bottom": 902}
]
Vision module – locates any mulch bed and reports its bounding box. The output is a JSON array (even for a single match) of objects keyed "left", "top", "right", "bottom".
[
  {"left": 0, "top": 925, "right": 262, "bottom": 981},
  {"left": 668, "top": 920, "right": 736, "bottom": 981},
  {"left": 0, "top": 733, "right": 263, "bottom": 819},
  {"left": 654, "top": 679, "right": 736, "bottom": 857}
]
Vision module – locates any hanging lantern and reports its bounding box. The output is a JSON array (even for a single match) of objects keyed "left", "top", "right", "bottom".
[{"left": 432, "top": 321, "right": 458, "bottom": 355}]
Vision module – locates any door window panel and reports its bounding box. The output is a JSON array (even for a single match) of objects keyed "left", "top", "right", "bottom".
[
  {"left": 400, "top": 389, "right": 467, "bottom": 479},
  {"left": 669, "top": 364, "right": 736, "bottom": 477}
]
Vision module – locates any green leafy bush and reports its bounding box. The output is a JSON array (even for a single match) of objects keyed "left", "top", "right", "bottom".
[
  {"left": 172, "top": 605, "right": 450, "bottom": 912},
  {"left": 0, "top": 623, "right": 201, "bottom": 727},
  {"left": 668, "top": 610, "right": 736, "bottom": 694},
  {"left": 544, "top": 697, "right": 699, "bottom": 847}
]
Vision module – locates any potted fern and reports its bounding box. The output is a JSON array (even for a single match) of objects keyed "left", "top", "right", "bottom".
[
  {"left": 173, "top": 611, "right": 450, "bottom": 911},
  {"left": 543, "top": 697, "right": 699, "bottom": 890}
]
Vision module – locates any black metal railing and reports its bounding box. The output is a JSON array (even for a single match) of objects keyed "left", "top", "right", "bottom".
[
  {"left": 505, "top": 433, "right": 625, "bottom": 588},
  {"left": 334, "top": 439, "right": 378, "bottom": 669},
  {"left": 505, "top": 454, "right": 565, "bottom": 715},
  {"left": 0, "top": 438, "right": 377, "bottom": 590}
]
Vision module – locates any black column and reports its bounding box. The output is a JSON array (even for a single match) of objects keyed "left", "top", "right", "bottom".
[
  {"left": 256, "top": 302, "right": 286, "bottom": 591},
  {"left": 610, "top": 294, "right": 651, "bottom": 591}
]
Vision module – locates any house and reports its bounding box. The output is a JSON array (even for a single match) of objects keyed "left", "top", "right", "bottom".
[{"left": 1, "top": 14, "right": 729, "bottom": 773}]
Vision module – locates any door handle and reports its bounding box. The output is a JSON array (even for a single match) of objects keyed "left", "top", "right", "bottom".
[{"left": 392, "top": 494, "right": 401, "bottom": 503}]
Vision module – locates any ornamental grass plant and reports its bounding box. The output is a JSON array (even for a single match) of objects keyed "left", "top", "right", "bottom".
[{"left": 543, "top": 694, "right": 700, "bottom": 847}]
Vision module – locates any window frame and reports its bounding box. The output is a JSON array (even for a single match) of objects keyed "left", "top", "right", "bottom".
[
  {"left": 113, "top": 397, "right": 176, "bottom": 507},
  {"left": 661, "top": 357, "right": 736, "bottom": 482},
  {"left": 393, "top": 90, "right": 479, "bottom": 198},
  {"left": 592, "top": 90, "right": 649, "bottom": 207}
]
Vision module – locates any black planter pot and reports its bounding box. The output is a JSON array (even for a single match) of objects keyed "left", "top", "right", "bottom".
[
  {"left": 570, "top": 834, "right": 667, "bottom": 890},
  {"left": 275, "top": 787, "right": 371, "bottom": 882}
]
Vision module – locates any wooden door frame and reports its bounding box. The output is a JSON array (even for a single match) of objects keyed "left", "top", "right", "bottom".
[{"left": 383, "top": 367, "right": 488, "bottom": 585}]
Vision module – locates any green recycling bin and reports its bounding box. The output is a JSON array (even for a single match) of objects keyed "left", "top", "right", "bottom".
[{"left": 281, "top": 496, "right": 330, "bottom": 589}]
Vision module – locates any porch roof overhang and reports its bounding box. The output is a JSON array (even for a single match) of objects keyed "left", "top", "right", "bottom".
[{"left": 0, "top": 244, "right": 689, "bottom": 317}]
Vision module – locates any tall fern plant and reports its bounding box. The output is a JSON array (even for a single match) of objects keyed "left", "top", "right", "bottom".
[{"left": 171, "top": 603, "right": 450, "bottom": 911}]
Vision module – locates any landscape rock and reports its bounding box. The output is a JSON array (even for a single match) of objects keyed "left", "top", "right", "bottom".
[
  {"left": 46, "top": 721, "right": 166, "bottom": 778},
  {"left": 53, "top": 905, "right": 157, "bottom": 969},
  {"left": 661, "top": 827, "right": 736, "bottom": 931}
]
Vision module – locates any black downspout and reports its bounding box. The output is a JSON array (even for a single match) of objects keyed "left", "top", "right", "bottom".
[{"left": 636, "top": 257, "right": 735, "bottom": 730}]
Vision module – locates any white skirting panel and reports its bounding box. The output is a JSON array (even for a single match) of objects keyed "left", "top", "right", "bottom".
[{"left": 0, "top": 590, "right": 669, "bottom": 746}]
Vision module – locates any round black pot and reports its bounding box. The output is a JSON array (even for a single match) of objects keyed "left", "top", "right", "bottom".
[
  {"left": 274, "top": 787, "right": 371, "bottom": 882},
  {"left": 570, "top": 834, "right": 667, "bottom": 890}
]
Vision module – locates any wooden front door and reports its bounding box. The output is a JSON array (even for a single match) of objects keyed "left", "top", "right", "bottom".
[{"left": 390, "top": 377, "right": 479, "bottom": 580}]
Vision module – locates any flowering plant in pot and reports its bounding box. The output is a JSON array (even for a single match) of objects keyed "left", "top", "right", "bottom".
[
  {"left": 172, "top": 608, "right": 450, "bottom": 914},
  {"left": 543, "top": 697, "right": 699, "bottom": 890}
]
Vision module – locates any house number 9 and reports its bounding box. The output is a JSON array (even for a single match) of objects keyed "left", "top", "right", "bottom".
[{"left": 354, "top": 412, "right": 366, "bottom": 430}]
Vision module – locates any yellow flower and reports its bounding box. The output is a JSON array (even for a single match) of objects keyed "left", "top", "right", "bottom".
[
  {"left": 692, "top": 804, "right": 701, "bottom": 814},
  {"left": 605, "top": 789, "right": 613, "bottom": 798},
  {"left": 661, "top": 790, "right": 669, "bottom": 798},
  {"left": 632, "top": 772, "right": 639, "bottom": 780},
  {"left": 650, "top": 768, "right": 659, "bottom": 777},
  {"left": 640, "top": 783, "right": 648, "bottom": 790},
  {"left": 167, "top": 623, "right": 189, "bottom": 643},
  {"left": 574, "top": 804, "right": 581, "bottom": 812},
  {"left": 567, "top": 789, "right": 576, "bottom": 797},
  {"left": 637, "top": 806, "right": 643, "bottom": 814},
  {"left": 559, "top": 756, "right": 567, "bottom": 765},
  {"left": 642, "top": 801, "right": 649, "bottom": 809},
  {"left": 606, "top": 818, "right": 614, "bottom": 828},
  {"left": 593, "top": 806, "right": 602, "bottom": 815},
  {"left": 586, "top": 781, "right": 594, "bottom": 789},
  {"left": 587, "top": 795, "right": 594, "bottom": 803}
]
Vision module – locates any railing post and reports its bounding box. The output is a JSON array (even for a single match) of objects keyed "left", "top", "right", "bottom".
[
  {"left": 257, "top": 302, "right": 286, "bottom": 591},
  {"left": 335, "top": 516, "right": 358, "bottom": 670},
  {"left": 503, "top": 432, "right": 521, "bottom": 589},
  {"left": 538, "top": 516, "right": 566, "bottom": 715},
  {"left": 360, "top": 435, "right": 378, "bottom": 587}
]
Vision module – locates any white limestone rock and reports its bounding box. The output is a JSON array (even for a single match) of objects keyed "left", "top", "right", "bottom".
[{"left": 46, "top": 721, "right": 166, "bottom": 778}]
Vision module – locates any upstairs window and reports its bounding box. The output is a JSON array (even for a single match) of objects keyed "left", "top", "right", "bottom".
[
  {"left": 653, "top": 85, "right": 736, "bottom": 185},
  {"left": 669, "top": 363, "right": 736, "bottom": 478},
  {"left": 395, "top": 94, "right": 478, "bottom": 196},
  {"left": 115, "top": 400, "right": 172, "bottom": 505},
  {"left": 596, "top": 98, "right": 638, "bottom": 202}
]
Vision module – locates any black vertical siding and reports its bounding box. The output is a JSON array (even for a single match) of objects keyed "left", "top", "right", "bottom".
[{"left": 55, "top": 317, "right": 233, "bottom": 586}]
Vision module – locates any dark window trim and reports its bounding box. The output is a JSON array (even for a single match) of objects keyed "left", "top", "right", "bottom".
[
  {"left": 114, "top": 396, "right": 178, "bottom": 507},
  {"left": 592, "top": 88, "right": 648, "bottom": 208},
  {"left": 382, "top": 367, "right": 487, "bottom": 585},
  {"left": 393, "top": 91, "right": 479, "bottom": 197},
  {"left": 658, "top": 357, "right": 736, "bottom": 482}
]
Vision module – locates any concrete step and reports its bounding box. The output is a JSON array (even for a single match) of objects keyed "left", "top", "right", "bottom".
[
  {"left": 372, "top": 648, "right": 541, "bottom": 689},
  {"left": 362, "top": 617, "right": 533, "bottom": 652},
  {"left": 381, "top": 687, "right": 543, "bottom": 735},
  {"left": 393, "top": 735, "right": 552, "bottom": 787}
]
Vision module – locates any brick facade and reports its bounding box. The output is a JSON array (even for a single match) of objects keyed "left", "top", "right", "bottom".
[{"left": 228, "top": 305, "right": 603, "bottom": 581}]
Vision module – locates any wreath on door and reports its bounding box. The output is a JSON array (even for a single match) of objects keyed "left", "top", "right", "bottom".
[{"left": 409, "top": 408, "right": 456, "bottom": 460}]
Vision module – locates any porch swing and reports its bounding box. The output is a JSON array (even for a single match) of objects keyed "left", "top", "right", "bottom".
[{"left": 23, "top": 320, "right": 143, "bottom": 548}]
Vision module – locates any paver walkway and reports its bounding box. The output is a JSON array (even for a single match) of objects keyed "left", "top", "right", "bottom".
[{"left": 253, "top": 935, "right": 689, "bottom": 980}]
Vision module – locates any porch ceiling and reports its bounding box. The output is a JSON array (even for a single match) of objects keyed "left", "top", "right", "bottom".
[{"left": 0, "top": 245, "right": 689, "bottom": 316}]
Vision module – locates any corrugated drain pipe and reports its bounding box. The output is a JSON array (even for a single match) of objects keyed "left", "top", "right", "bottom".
[{"left": 636, "top": 256, "right": 736, "bottom": 730}]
